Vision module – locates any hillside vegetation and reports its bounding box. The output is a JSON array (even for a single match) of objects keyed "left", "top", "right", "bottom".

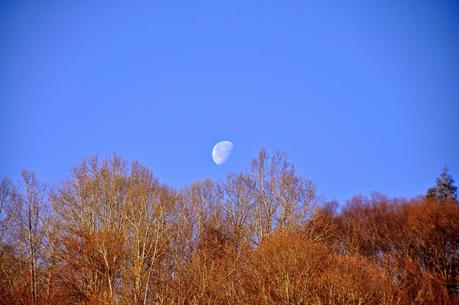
[{"left": 0, "top": 150, "right": 458, "bottom": 305}]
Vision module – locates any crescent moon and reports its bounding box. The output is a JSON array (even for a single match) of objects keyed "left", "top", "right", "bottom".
[{"left": 212, "top": 141, "right": 233, "bottom": 165}]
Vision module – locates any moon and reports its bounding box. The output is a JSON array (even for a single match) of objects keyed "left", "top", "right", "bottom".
[{"left": 212, "top": 141, "right": 233, "bottom": 165}]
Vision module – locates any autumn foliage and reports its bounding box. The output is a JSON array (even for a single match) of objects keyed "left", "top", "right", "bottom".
[{"left": 0, "top": 151, "right": 458, "bottom": 304}]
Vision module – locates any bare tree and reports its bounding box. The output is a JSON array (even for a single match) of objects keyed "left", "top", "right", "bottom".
[
  {"left": 0, "top": 178, "right": 12, "bottom": 246},
  {"left": 9, "top": 171, "right": 48, "bottom": 305},
  {"left": 222, "top": 172, "right": 255, "bottom": 247},
  {"left": 122, "top": 161, "right": 175, "bottom": 305},
  {"left": 250, "top": 149, "right": 316, "bottom": 243},
  {"left": 51, "top": 156, "right": 128, "bottom": 304},
  {"left": 183, "top": 178, "right": 223, "bottom": 252},
  {"left": 51, "top": 156, "right": 178, "bottom": 305}
]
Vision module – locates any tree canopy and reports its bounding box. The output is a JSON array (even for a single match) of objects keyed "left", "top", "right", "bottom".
[
  {"left": 0, "top": 152, "right": 458, "bottom": 305},
  {"left": 427, "top": 167, "right": 458, "bottom": 202}
]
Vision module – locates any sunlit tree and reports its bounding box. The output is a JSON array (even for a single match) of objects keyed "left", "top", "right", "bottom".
[{"left": 427, "top": 167, "right": 458, "bottom": 202}]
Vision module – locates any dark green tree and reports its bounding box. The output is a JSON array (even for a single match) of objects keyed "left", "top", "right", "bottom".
[{"left": 426, "top": 167, "right": 458, "bottom": 201}]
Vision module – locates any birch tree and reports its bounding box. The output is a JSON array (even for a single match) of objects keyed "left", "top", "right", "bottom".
[
  {"left": 250, "top": 149, "right": 316, "bottom": 243},
  {"left": 10, "top": 171, "right": 48, "bottom": 305}
]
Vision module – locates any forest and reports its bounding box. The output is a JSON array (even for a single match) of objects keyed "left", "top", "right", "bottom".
[{"left": 0, "top": 150, "right": 458, "bottom": 305}]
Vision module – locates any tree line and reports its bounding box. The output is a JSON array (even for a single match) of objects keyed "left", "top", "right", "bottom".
[{"left": 0, "top": 150, "right": 458, "bottom": 305}]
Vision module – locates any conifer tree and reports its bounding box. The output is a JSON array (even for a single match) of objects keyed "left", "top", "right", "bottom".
[{"left": 426, "top": 167, "right": 458, "bottom": 201}]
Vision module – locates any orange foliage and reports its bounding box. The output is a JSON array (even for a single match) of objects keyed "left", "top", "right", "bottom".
[{"left": 0, "top": 153, "right": 458, "bottom": 305}]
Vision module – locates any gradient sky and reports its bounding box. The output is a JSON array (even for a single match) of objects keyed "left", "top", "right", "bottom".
[{"left": 1, "top": 0, "right": 458, "bottom": 202}]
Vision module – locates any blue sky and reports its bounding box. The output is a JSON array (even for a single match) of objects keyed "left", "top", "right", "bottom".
[{"left": 1, "top": 0, "right": 458, "bottom": 202}]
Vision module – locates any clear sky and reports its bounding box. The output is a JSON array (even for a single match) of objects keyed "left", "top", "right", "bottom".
[{"left": 1, "top": 0, "right": 458, "bottom": 202}]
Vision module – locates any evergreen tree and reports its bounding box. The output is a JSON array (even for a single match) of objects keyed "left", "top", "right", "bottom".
[{"left": 426, "top": 167, "right": 458, "bottom": 201}]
